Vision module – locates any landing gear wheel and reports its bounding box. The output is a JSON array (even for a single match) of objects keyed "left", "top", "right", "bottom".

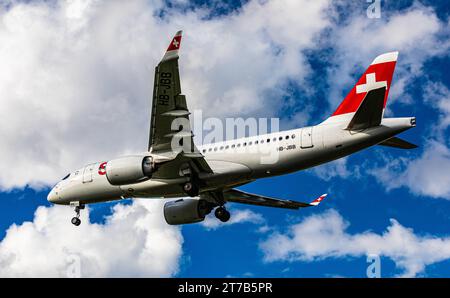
[
  {"left": 183, "top": 182, "right": 199, "bottom": 197},
  {"left": 214, "top": 207, "right": 231, "bottom": 222},
  {"left": 71, "top": 205, "right": 84, "bottom": 226},
  {"left": 183, "top": 182, "right": 193, "bottom": 192},
  {"left": 71, "top": 217, "right": 81, "bottom": 226}
]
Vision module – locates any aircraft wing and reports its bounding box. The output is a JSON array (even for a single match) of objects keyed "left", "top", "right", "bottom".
[
  {"left": 222, "top": 189, "right": 327, "bottom": 210},
  {"left": 148, "top": 31, "right": 212, "bottom": 178}
]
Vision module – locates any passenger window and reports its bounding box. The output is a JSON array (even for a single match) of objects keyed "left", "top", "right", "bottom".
[
  {"left": 261, "top": 140, "right": 264, "bottom": 144},
  {"left": 249, "top": 141, "right": 252, "bottom": 145},
  {"left": 232, "top": 144, "right": 236, "bottom": 148},
  {"left": 202, "top": 149, "right": 206, "bottom": 153},
  {"left": 237, "top": 144, "right": 241, "bottom": 147},
  {"left": 209, "top": 148, "right": 212, "bottom": 152},
  {"left": 255, "top": 140, "right": 259, "bottom": 144},
  {"left": 292, "top": 134, "right": 296, "bottom": 139},
  {"left": 220, "top": 146, "right": 224, "bottom": 150},
  {"left": 279, "top": 136, "right": 283, "bottom": 141},
  {"left": 286, "top": 135, "right": 290, "bottom": 140},
  {"left": 267, "top": 139, "right": 270, "bottom": 143},
  {"left": 214, "top": 147, "right": 217, "bottom": 151},
  {"left": 243, "top": 142, "right": 247, "bottom": 146},
  {"left": 225, "top": 145, "right": 229, "bottom": 149}
]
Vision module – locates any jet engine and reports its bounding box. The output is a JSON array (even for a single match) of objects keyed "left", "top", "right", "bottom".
[
  {"left": 164, "top": 199, "right": 213, "bottom": 225},
  {"left": 105, "top": 155, "right": 155, "bottom": 186}
]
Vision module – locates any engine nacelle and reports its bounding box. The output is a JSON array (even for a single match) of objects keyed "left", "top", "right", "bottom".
[
  {"left": 106, "top": 155, "right": 154, "bottom": 186},
  {"left": 164, "top": 199, "right": 212, "bottom": 225}
]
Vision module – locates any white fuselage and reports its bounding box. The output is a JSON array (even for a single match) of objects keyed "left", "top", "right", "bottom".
[{"left": 47, "top": 116, "right": 415, "bottom": 205}]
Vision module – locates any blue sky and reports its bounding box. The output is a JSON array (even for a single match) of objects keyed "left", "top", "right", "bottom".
[{"left": 0, "top": 0, "right": 449, "bottom": 277}]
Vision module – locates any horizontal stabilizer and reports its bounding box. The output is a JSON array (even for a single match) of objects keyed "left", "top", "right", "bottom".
[{"left": 378, "top": 137, "right": 418, "bottom": 149}]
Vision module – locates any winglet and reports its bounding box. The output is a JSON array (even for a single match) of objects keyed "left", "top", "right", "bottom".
[
  {"left": 309, "top": 194, "right": 327, "bottom": 206},
  {"left": 162, "top": 30, "right": 183, "bottom": 62}
]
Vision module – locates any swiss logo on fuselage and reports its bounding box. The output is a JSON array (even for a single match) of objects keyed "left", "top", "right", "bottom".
[{"left": 98, "top": 162, "right": 107, "bottom": 175}]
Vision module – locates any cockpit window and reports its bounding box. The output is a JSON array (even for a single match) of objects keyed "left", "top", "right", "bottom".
[{"left": 62, "top": 174, "right": 70, "bottom": 180}]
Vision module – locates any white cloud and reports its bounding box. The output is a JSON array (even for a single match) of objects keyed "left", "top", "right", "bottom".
[
  {"left": 310, "top": 2, "right": 450, "bottom": 189},
  {"left": 424, "top": 82, "right": 450, "bottom": 133},
  {"left": 369, "top": 81, "right": 450, "bottom": 200},
  {"left": 259, "top": 209, "right": 450, "bottom": 277},
  {"left": 201, "top": 208, "right": 264, "bottom": 230},
  {"left": 0, "top": 199, "right": 183, "bottom": 277},
  {"left": 309, "top": 157, "right": 357, "bottom": 181},
  {"left": 370, "top": 141, "right": 450, "bottom": 200},
  {"left": 0, "top": 0, "right": 332, "bottom": 190},
  {"left": 326, "top": 3, "right": 448, "bottom": 112}
]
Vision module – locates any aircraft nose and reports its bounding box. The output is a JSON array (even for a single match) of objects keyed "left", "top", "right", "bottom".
[{"left": 47, "top": 188, "right": 57, "bottom": 203}]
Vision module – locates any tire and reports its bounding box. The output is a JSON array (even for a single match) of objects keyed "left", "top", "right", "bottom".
[
  {"left": 215, "top": 207, "right": 231, "bottom": 222},
  {"left": 221, "top": 210, "right": 231, "bottom": 222},
  {"left": 71, "top": 217, "right": 81, "bottom": 226},
  {"left": 183, "top": 182, "right": 193, "bottom": 192}
]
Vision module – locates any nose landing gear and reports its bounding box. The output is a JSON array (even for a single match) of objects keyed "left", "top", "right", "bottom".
[
  {"left": 70, "top": 203, "right": 85, "bottom": 226},
  {"left": 71, "top": 216, "right": 81, "bottom": 226}
]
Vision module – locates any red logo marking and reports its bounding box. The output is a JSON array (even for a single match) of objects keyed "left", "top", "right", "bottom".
[
  {"left": 167, "top": 35, "right": 182, "bottom": 51},
  {"left": 98, "top": 162, "right": 107, "bottom": 175}
]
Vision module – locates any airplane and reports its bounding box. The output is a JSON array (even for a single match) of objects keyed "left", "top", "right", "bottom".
[{"left": 47, "top": 31, "right": 417, "bottom": 226}]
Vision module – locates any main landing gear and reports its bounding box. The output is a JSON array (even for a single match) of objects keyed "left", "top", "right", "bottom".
[
  {"left": 180, "top": 164, "right": 200, "bottom": 197},
  {"left": 214, "top": 206, "right": 231, "bottom": 222},
  {"left": 71, "top": 204, "right": 85, "bottom": 226},
  {"left": 179, "top": 164, "right": 230, "bottom": 222},
  {"left": 204, "top": 191, "right": 231, "bottom": 223}
]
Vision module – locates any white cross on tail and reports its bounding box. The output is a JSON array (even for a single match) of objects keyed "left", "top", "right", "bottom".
[{"left": 356, "top": 73, "right": 387, "bottom": 94}]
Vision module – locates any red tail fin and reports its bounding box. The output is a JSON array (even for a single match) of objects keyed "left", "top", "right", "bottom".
[{"left": 332, "top": 52, "right": 398, "bottom": 117}]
